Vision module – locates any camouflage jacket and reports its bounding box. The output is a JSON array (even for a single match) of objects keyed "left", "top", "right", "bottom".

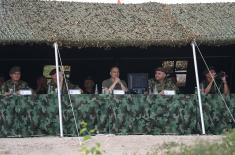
[
  {"left": 148, "top": 78, "right": 178, "bottom": 93},
  {"left": 1, "top": 80, "right": 29, "bottom": 94},
  {"left": 47, "top": 80, "right": 80, "bottom": 94}
]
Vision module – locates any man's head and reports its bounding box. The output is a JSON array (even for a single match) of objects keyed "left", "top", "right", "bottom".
[
  {"left": 203, "top": 67, "right": 216, "bottom": 82},
  {"left": 110, "top": 66, "right": 120, "bottom": 79},
  {"left": 49, "top": 68, "right": 64, "bottom": 83},
  {"left": 50, "top": 68, "right": 62, "bottom": 82},
  {"left": 154, "top": 67, "right": 167, "bottom": 81},
  {"left": 9, "top": 66, "right": 21, "bottom": 82},
  {"left": 84, "top": 76, "right": 95, "bottom": 90},
  {"left": 49, "top": 69, "right": 57, "bottom": 81}
]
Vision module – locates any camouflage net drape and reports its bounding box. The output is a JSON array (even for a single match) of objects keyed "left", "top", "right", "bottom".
[
  {"left": 0, "top": 94, "right": 234, "bottom": 137},
  {"left": 1, "top": 1, "right": 235, "bottom": 47}
]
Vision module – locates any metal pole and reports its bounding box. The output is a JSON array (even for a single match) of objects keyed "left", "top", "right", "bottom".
[
  {"left": 54, "top": 42, "right": 63, "bottom": 137},
  {"left": 191, "top": 41, "right": 206, "bottom": 135}
]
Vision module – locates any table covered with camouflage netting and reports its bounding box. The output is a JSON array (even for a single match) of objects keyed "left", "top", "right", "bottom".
[{"left": 0, "top": 94, "right": 234, "bottom": 137}]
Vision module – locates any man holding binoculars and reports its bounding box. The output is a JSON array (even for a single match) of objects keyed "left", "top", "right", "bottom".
[{"left": 200, "top": 67, "right": 230, "bottom": 96}]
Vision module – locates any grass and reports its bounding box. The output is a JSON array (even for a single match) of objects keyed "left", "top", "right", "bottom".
[{"left": 149, "top": 129, "right": 235, "bottom": 155}]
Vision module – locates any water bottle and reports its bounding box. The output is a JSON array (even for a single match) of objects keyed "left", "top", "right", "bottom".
[
  {"left": 102, "top": 86, "right": 105, "bottom": 94},
  {"left": 148, "top": 86, "right": 152, "bottom": 94},
  {"left": 153, "top": 85, "right": 158, "bottom": 94},
  {"left": 195, "top": 87, "right": 198, "bottom": 95},
  {"left": 47, "top": 84, "right": 51, "bottom": 94},
  {"left": 95, "top": 84, "right": 98, "bottom": 94}
]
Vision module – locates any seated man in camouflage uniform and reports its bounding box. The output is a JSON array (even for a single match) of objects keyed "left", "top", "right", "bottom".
[
  {"left": 148, "top": 67, "right": 178, "bottom": 95},
  {"left": 47, "top": 69, "right": 81, "bottom": 94},
  {"left": 102, "top": 66, "right": 128, "bottom": 93},
  {"left": 200, "top": 67, "right": 229, "bottom": 96},
  {"left": 1, "top": 66, "right": 29, "bottom": 95},
  {"left": 35, "top": 76, "right": 48, "bottom": 94},
  {"left": 83, "top": 76, "right": 95, "bottom": 94}
]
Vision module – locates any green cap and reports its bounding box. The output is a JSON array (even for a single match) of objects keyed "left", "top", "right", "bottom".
[
  {"left": 9, "top": 66, "right": 21, "bottom": 74},
  {"left": 154, "top": 67, "right": 167, "bottom": 74}
]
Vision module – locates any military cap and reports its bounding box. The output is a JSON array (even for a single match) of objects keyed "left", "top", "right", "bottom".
[
  {"left": 9, "top": 66, "right": 21, "bottom": 74},
  {"left": 154, "top": 67, "right": 167, "bottom": 74}
]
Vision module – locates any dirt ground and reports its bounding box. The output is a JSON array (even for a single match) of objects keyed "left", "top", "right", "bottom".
[{"left": 0, "top": 135, "right": 222, "bottom": 155}]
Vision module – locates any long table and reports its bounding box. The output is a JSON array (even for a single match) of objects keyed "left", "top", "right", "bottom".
[{"left": 0, "top": 94, "right": 234, "bottom": 137}]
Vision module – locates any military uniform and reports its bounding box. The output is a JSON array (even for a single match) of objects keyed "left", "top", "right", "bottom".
[
  {"left": 35, "top": 86, "right": 48, "bottom": 94},
  {"left": 201, "top": 67, "right": 227, "bottom": 94},
  {"left": 1, "top": 80, "right": 29, "bottom": 94},
  {"left": 200, "top": 80, "right": 224, "bottom": 94},
  {"left": 47, "top": 80, "right": 80, "bottom": 94},
  {"left": 102, "top": 78, "right": 127, "bottom": 90},
  {"left": 148, "top": 78, "right": 178, "bottom": 93}
]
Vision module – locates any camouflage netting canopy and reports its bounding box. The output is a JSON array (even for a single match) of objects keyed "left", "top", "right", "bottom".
[{"left": 0, "top": 0, "right": 234, "bottom": 48}]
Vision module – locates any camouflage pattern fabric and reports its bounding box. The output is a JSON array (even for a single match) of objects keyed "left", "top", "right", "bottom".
[
  {"left": 1, "top": 80, "right": 29, "bottom": 94},
  {"left": 148, "top": 78, "right": 178, "bottom": 93},
  {"left": 0, "top": 94, "right": 234, "bottom": 137},
  {"left": 47, "top": 80, "right": 79, "bottom": 94}
]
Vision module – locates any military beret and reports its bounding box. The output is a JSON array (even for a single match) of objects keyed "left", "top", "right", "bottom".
[
  {"left": 49, "top": 69, "right": 56, "bottom": 76},
  {"left": 154, "top": 67, "right": 167, "bottom": 74},
  {"left": 9, "top": 66, "right": 21, "bottom": 74}
]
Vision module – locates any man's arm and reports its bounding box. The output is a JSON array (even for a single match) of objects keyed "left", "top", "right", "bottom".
[
  {"left": 108, "top": 80, "right": 118, "bottom": 92},
  {"left": 223, "top": 82, "right": 230, "bottom": 96},
  {"left": 22, "top": 81, "right": 30, "bottom": 89},
  {"left": 1, "top": 83, "right": 10, "bottom": 95},
  {"left": 119, "top": 80, "right": 128, "bottom": 92},
  {"left": 221, "top": 75, "right": 229, "bottom": 96},
  {"left": 161, "top": 79, "right": 178, "bottom": 95},
  {"left": 2, "top": 82, "right": 14, "bottom": 96},
  {"left": 164, "top": 79, "right": 178, "bottom": 91},
  {"left": 102, "top": 80, "right": 113, "bottom": 93},
  {"left": 203, "top": 81, "right": 213, "bottom": 95}
]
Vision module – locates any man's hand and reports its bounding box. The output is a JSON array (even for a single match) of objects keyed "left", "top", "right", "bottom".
[
  {"left": 59, "top": 72, "right": 64, "bottom": 82},
  {"left": 221, "top": 72, "right": 227, "bottom": 83},
  {"left": 210, "top": 72, "right": 216, "bottom": 80},
  {"left": 114, "top": 77, "right": 121, "bottom": 84},
  {"left": 159, "top": 91, "right": 164, "bottom": 95},
  {"left": 4, "top": 92, "right": 11, "bottom": 96}
]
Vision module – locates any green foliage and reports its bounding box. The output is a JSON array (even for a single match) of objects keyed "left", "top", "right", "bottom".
[
  {"left": 80, "top": 121, "right": 102, "bottom": 155},
  {"left": 0, "top": 94, "right": 234, "bottom": 137},
  {"left": 151, "top": 129, "right": 235, "bottom": 155}
]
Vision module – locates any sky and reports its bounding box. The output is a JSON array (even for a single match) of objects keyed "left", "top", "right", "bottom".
[{"left": 44, "top": 0, "right": 235, "bottom": 4}]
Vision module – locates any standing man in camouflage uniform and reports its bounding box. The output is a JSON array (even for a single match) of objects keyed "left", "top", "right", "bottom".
[
  {"left": 47, "top": 69, "right": 81, "bottom": 94},
  {"left": 148, "top": 67, "right": 178, "bottom": 95},
  {"left": 1, "top": 66, "right": 29, "bottom": 95},
  {"left": 102, "top": 66, "right": 128, "bottom": 93}
]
